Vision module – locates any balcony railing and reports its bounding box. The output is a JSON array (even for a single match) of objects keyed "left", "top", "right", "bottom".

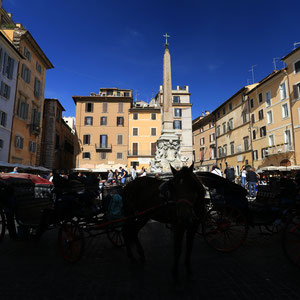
[
  {"left": 267, "top": 144, "right": 294, "bottom": 156},
  {"left": 127, "top": 151, "right": 155, "bottom": 157},
  {"left": 95, "top": 144, "right": 112, "bottom": 152}
]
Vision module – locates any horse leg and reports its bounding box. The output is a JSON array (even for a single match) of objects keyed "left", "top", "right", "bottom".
[
  {"left": 122, "top": 217, "right": 149, "bottom": 263},
  {"left": 172, "top": 225, "right": 185, "bottom": 283},
  {"left": 122, "top": 222, "right": 135, "bottom": 260},
  {"left": 133, "top": 217, "right": 149, "bottom": 263},
  {"left": 185, "top": 223, "right": 198, "bottom": 279}
]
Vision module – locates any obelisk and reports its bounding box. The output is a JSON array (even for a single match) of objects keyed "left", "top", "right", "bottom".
[
  {"left": 150, "top": 34, "right": 182, "bottom": 172},
  {"left": 162, "top": 35, "right": 174, "bottom": 133}
]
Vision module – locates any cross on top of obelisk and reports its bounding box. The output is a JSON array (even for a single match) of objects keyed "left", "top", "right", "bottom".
[{"left": 163, "top": 33, "right": 170, "bottom": 45}]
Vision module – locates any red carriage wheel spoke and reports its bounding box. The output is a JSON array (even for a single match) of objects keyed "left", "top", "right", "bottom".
[
  {"left": 204, "top": 206, "right": 248, "bottom": 252},
  {"left": 107, "top": 229, "right": 124, "bottom": 248}
]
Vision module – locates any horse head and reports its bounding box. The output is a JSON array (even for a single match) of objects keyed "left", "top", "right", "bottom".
[{"left": 169, "top": 163, "right": 205, "bottom": 225}]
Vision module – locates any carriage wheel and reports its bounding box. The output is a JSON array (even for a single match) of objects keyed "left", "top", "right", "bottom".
[
  {"left": 0, "top": 209, "right": 6, "bottom": 242},
  {"left": 107, "top": 229, "right": 124, "bottom": 247},
  {"left": 264, "top": 223, "right": 283, "bottom": 234},
  {"left": 282, "top": 214, "right": 300, "bottom": 268},
  {"left": 58, "top": 221, "right": 84, "bottom": 262},
  {"left": 203, "top": 205, "right": 248, "bottom": 252}
]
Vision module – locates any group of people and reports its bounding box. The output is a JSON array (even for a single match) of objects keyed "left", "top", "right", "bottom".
[
  {"left": 105, "top": 166, "right": 147, "bottom": 186},
  {"left": 211, "top": 164, "right": 259, "bottom": 198}
]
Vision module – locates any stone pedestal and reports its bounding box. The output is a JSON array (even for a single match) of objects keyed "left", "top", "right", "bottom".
[{"left": 150, "top": 133, "right": 182, "bottom": 173}]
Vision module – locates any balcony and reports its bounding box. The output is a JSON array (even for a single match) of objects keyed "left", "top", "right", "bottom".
[
  {"left": 266, "top": 143, "right": 294, "bottom": 156},
  {"left": 30, "top": 123, "right": 41, "bottom": 136},
  {"left": 127, "top": 151, "right": 155, "bottom": 157},
  {"left": 95, "top": 144, "right": 112, "bottom": 152}
]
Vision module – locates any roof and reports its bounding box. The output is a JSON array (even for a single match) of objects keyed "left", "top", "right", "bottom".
[
  {"left": 281, "top": 46, "right": 300, "bottom": 61},
  {"left": 99, "top": 87, "right": 132, "bottom": 91},
  {"left": 13, "top": 28, "right": 53, "bottom": 69},
  {"left": 44, "top": 98, "right": 66, "bottom": 111},
  {"left": 0, "top": 31, "right": 23, "bottom": 59},
  {"left": 245, "top": 70, "right": 283, "bottom": 95},
  {"left": 72, "top": 95, "right": 133, "bottom": 104},
  {"left": 192, "top": 85, "right": 253, "bottom": 130}
]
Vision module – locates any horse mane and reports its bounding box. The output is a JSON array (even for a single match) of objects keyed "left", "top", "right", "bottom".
[{"left": 174, "top": 166, "right": 206, "bottom": 199}]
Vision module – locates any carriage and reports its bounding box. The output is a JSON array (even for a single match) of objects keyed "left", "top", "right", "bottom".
[
  {"left": 1, "top": 169, "right": 299, "bottom": 270},
  {"left": 0, "top": 173, "right": 128, "bottom": 261},
  {"left": 196, "top": 171, "right": 300, "bottom": 265},
  {"left": 0, "top": 173, "right": 54, "bottom": 241}
]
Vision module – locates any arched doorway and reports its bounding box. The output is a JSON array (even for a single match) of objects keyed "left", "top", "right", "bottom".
[{"left": 280, "top": 159, "right": 291, "bottom": 167}]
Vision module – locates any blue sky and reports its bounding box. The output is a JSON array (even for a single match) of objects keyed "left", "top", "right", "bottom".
[{"left": 4, "top": 0, "right": 300, "bottom": 120}]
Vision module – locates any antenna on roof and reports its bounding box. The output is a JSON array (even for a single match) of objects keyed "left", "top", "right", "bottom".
[
  {"left": 248, "top": 65, "right": 257, "bottom": 84},
  {"left": 135, "top": 90, "right": 138, "bottom": 102},
  {"left": 273, "top": 57, "right": 280, "bottom": 70},
  {"left": 293, "top": 42, "right": 300, "bottom": 49}
]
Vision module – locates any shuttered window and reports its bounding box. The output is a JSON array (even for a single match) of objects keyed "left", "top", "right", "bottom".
[{"left": 117, "top": 135, "right": 123, "bottom": 145}]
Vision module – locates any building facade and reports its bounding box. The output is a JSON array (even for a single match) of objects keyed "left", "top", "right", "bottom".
[
  {"left": 1, "top": 24, "right": 53, "bottom": 166},
  {"left": 40, "top": 98, "right": 77, "bottom": 170},
  {"left": 128, "top": 100, "right": 161, "bottom": 170},
  {"left": 192, "top": 46, "right": 300, "bottom": 175},
  {"left": 73, "top": 88, "right": 133, "bottom": 171},
  {"left": 155, "top": 85, "right": 194, "bottom": 164},
  {"left": 192, "top": 112, "right": 216, "bottom": 170},
  {"left": 0, "top": 31, "right": 22, "bottom": 162},
  {"left": 282, "top": 47, "right": 300, "bottom": 165}
]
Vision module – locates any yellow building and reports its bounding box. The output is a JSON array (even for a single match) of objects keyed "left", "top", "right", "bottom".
[
  {"left": 192, "top": 46, "right": 300, "bottom": 174},
  {"left": 281, "top": 47, "right": 300, "bottom": 165},
  {"left": 128, "top": 100, "right": 161, "bottom": 170},
  {"left": 73, "top": 88, "right": 133, "bottom": 171},
  {"left": 215, "top": 85, "right": 258, "bottom": 174},
  {"left": 1, "top": 24, "right": 54, "bottom": 166},
  {"left": 192, "top": 112, "right": 216, "bottom": 170},
  {"left": 247, "top": 70, "right": 295, "bottom": 169}
]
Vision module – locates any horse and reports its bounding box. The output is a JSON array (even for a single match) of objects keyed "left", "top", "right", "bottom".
[{"left": 122, "top": 163, "right": 206, "bottom": 282}]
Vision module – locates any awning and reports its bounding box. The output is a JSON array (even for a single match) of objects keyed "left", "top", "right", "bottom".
[
  {"left": 0, "top": 161, "right": 50, "bottom": 172},
  {"left": 72, "top": 168, "right": 91, "bottom": 172},
  {"left": 90, "top": 168, "right": 108, "bottom": 172}
]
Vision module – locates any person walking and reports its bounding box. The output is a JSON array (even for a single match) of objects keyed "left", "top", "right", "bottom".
[
  {"left": 107, "top": 170, "right": 114, "bottom": 184},
  {"left": 246, "top": 167, "right": 258, "bottom": 198},
  {"left": 131, "top": 166, "right": 137, "bottom": 180},
  {"left": 225, "top": 165, "right": 235, "bottom": 182},
  {"left": 119, "top": 166, "right": 128, "bottom": 185},
  {"left": 114, "top": 169, "right": 119, "bottom": 184},
  {"left": 241, "top": 166, "right": 247, "bottom": 188},
  {"left": 211, "top": 164, "right": 222, "bottom": 177}
]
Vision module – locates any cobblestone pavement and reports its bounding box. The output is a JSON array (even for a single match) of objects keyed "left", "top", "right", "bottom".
[{"left": 0, "top": 222, "right": 299, "bottom": 300}]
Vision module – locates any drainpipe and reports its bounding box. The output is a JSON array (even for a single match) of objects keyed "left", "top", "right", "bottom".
[{"left": 284, "top": 68, "right": 297, "bottom": 165}]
